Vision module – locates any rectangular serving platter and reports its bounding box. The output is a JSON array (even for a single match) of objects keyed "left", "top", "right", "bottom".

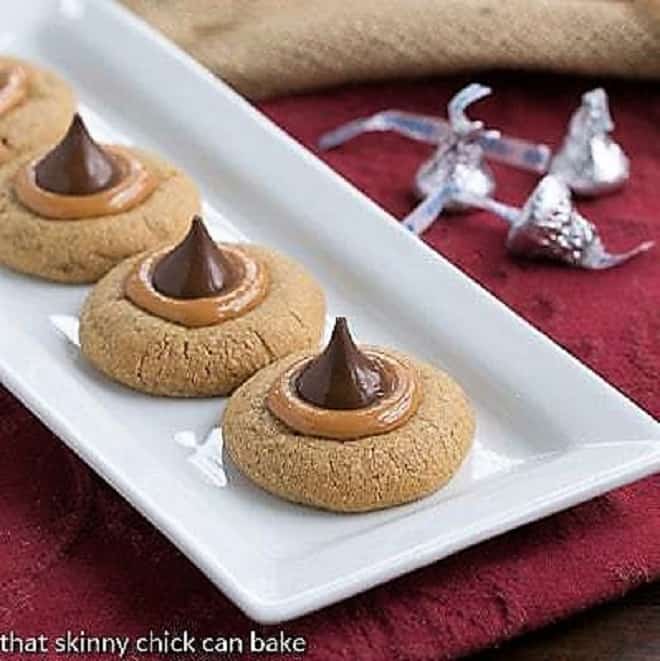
[{"left": 1, "top": 0, "right": 659, "bottom": 624}]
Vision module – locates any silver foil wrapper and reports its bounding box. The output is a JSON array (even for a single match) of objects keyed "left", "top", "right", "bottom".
[
  {"left": 319, "top": 83, "right": 551, "bottom": 219},
  {"left": 453, "top": 175, "right": 653, "bottom": 269},
  {"left": 414, "top": 83, "right": 497, "bottom": 213},
  {"left": 550, "top": 88, "right": 630, "bottom": 196}
]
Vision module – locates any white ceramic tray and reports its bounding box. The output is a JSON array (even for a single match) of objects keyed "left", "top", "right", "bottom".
[{"left": 1, "top": 0, "right": 659, "bottom": 624}]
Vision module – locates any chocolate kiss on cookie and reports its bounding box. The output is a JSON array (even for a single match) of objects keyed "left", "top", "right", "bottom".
[
  {"left": 152, "top": 216, "right": 234, "bottom": 299},
  {"left": 296, "top": 317, "right": 384, "bottom": 409},
  {"left": 35, "top": 113, "right": 118, "bottom": 195}
]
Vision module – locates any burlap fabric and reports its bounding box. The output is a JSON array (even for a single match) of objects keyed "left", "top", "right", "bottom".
[{"left": 122, "top": 0, "right": 660, "bottom": 99}]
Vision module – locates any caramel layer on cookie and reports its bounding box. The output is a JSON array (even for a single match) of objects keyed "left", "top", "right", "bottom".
[
  {"left": 267, "top": 349, "right": 421, "bottom": 440},
  {"left": 125, "top": 243, "right": 269, "bottom": 327},
  {"left": 14, "top": 146, "right": 157, "bottom": 219}
]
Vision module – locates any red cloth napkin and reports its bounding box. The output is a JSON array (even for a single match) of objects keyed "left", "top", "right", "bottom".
[{"left": 1, "top": 73, "right": 658, "bottom": 660}]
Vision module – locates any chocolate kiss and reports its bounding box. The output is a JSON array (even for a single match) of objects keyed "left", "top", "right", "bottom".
[
  {"left": 152, "top": 216, "right": 233, "bottom": 299},
  {"left": 34, "top": 113, "right": 118, "bottom": 195},
  {"left": 296, "top": 317, "right": 384, "bottom": 410}
]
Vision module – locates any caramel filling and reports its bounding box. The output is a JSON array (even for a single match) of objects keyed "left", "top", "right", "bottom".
[
  {"left": 267, "top": 350, "right": 421, "bottom": 440},
  {"left": 0, "top": 65, "right": 28, "bottom": 117},
  {"left": 125, "top": 244, "right": 269, "bottom": 327},
  {"left": 13, "top": 146, "right": 158, "bottom": 220}
]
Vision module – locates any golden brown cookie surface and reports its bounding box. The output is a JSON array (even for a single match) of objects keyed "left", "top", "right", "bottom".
[
  {"left": 0, "top": 148, "right": 200, "bottom": 282},
  {"left": 224, "top": 351, "right": 475, "bottom": 512},
  {"left": 0, "top": 57, "right": 75, "bottom": 164},
  {"left": 79, "top": 246, "right": 326, "bottom": 396}
]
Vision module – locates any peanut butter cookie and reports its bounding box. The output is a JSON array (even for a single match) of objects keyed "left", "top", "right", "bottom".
[
  {"left": 0, "top": 56, "right": 75, "bottom": 164},
  {"left": 0, "top": 146, "right": 200, "bottom": 283},
  {"left": 79, "top": 244, "right": 326, "bottom": 396},
  {"left": 224, "top": 345, "right": 475, "bottom": 513}
]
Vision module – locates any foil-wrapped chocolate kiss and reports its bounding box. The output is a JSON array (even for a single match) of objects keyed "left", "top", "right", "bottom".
[
  {"left": 319, "top": 83, "right": 551, "bottom": 177},
  {"left": 319, "top": 83, "right": 551, "bottom": 230},
  {"left": 550, "top": 88, "right": 629, "bottom": 196},
  {"left": 451, "top": 175, "right": 653, "bottom": 269},
  {"left": 396, "top": 83, "right": 501, "bottom": 232}
]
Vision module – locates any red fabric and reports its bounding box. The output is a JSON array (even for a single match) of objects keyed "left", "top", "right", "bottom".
[{"left": 1, "top": 73, "right": 659, "bottom": 660}]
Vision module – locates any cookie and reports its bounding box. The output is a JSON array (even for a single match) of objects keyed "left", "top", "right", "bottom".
[
  {"left": 0, "top": 148, "right": 200, "bottom": 282},
  {"left": 79, "top": 246, "right": 326, "bottom": 396},
  {"left": 224, "top": 350, "right": 475, "bottom": 512},
  {"left": 0, "top": 56, "right": 75, "bottom": 164}
]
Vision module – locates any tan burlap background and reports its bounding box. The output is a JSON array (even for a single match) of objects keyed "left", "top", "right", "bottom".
[{"left": 121, "top": 1, "right": 660, "bottom": 99}]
